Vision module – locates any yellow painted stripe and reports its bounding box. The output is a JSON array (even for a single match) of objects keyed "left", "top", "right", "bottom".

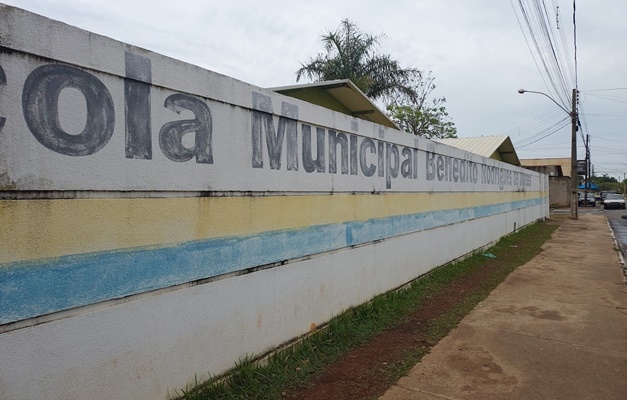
[{"left": 0, "top": 192, "right": 543, "bottom": 264}]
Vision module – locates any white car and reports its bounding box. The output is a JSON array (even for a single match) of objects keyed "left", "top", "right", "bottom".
[{"left": 603, "top": 193, "right": 626, "bottom": 210}]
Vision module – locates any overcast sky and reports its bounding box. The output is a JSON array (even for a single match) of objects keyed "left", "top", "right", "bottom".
[{"left": 5, "top": 0, "right": 627, "bottom": 179}]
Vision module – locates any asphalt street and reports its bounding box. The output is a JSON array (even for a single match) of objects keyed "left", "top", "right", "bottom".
[{"left": 606, "top": 208, "right": 627, "bottom": 257}]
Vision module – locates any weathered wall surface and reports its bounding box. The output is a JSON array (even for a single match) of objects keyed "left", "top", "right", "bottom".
[
  {"left": 0, "top": 5, "right": 549, "bottom": 400},
  {"left": 549, "top": 176, "right": 571, "bottom": 207}
]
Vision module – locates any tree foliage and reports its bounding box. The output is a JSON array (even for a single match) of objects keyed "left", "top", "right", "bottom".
[
  {"left": 296, "top": 19, "right": 456, "bottom": 139},
  {"left": 296, "top": 19, "right": 419, "bottom": 102},
  {"left": 386, "top": 71, "right": 457, "bottom": 139},
  {"left": 595, "top": 174, "right": 617, "bottom": 183},
  {"left": 387, "top": 103, "right": 457, "bottom": 139}
]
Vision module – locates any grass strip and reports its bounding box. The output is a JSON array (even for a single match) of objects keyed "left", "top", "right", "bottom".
[{"left": 173, "top": 221, "right": 558, "bottom": 400}]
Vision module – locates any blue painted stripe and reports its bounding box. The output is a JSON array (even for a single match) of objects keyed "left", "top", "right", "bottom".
[{"left": 0, "top": 198, "right": 543, "bottom": 324}]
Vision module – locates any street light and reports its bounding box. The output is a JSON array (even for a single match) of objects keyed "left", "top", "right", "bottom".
[
  {"left": 517, "top": 89, "right": 571, "bottom": 114},
  {"left": 518, "top": 88, "right": 578, "bottom": 219}
]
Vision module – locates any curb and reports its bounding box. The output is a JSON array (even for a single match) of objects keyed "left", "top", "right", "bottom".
[{"left": 605, "top": 216, "right": 627, "bottom": 284}]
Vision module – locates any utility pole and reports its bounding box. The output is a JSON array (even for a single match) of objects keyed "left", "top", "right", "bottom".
[
  {"left": 584, "top": 134, "right": 589, "bottom": 204},
  {"left": 570, "top": 88, "right": 578, "bottom": 219},
  {"left": 518, "top": 87, "right": 578, "bottom": 218}
]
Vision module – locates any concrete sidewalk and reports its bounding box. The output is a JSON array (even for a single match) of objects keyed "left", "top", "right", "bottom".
[{"left": 380, "top": 214, "right": 627, "bottom": 400}]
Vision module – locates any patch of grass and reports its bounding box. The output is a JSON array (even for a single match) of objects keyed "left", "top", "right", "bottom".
[{"left": 173, "top": 221, "right": 558, "bottom": 400}]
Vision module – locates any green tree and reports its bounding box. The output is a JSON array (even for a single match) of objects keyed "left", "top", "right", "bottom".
[
  {"left": 297, "top": 19, "right": 456, "bottom": 138},
  {"left": 595, "top": 174, "right": 617, "bottom": 183},
  {"left": 296, "top": 19, "right": 419, "bottom": 102},
  {"left": 386, "top": 71, "right": 457, "bottom": 138},
  {"left": 386, "top": 103, "right": 457, "bottom": 139},
  {"left": 593, "top": 174, "right": 620, "bottom": 192}
]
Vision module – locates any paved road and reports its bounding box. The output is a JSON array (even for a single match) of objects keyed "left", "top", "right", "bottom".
[{"left": 606, "top": 208, "right": 627, "bottom": 257}]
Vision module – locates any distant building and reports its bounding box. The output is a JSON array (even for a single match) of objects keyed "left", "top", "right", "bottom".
[
  {"left": 520, "top": 157, "right": 570, "bottom": 177},
  {"left": 520, "top": 157, "right": 571, "bottom": 207},
  {"left": 438, "top": 140, "right": 571, "bottom": 208}
]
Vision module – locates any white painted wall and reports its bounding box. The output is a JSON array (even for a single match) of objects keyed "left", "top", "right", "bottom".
[
  {"left": 0, "top": 5, "right": 549, "bottom": 400},
  {"left": 0, "top": 208, "right": 542, "bottom": 400},
  {"left": 0, "top": 5, "right": 537, "bottom": 195}
]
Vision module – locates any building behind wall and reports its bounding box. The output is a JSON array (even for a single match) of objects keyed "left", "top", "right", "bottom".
[{"left": 521, "top": 158, "right": 571, "bottom": 207}]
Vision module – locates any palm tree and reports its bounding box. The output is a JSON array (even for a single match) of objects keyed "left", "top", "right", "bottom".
[{"left": 296, "top": 19, "right": 419, "bottom": 103}]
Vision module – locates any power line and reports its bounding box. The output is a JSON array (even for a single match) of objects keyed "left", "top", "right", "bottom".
[
  {"left": 515, "top": 118, "right": 570, "bottom": 147},
  {"left": 511, "top": 0, "right": 576, "bottom": 111},
  {"left": 553, "top": 0, "right": 576, "bottom": 89},
  {"left": 594, "top": 136, "right": 627, "bottom": 145},
  {"left": 584, "top": 113, "right": 627, "bottom": 119},
  {"left": 572, "top": 0, "right": 578, "bottom": 92},
  {"left": 504, "top": 108, "right": 565, "bottom": 136},
  {"left": 511, "top": 0, "right": 553, "bottom": 99},
  {"left": 583, "top": 93, "right": 627, "bottom": 104},
  {"left": 581, "top": 87, "right": 627, "bottom": 92}
]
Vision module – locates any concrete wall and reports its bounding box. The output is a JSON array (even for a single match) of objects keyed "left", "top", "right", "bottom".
[
  {"left": 0, "top": 5, "right": 549, "bottom": 400},
  {"left": 550, "top": 176, "right": 571, "bottom": 207}
]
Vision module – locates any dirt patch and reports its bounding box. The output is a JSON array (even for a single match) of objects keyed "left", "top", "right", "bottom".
[{"left": 283, "top": 224, "right": 555, "bottom": 400}]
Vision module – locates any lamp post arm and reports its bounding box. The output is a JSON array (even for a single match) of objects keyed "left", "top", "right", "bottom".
[
  {"left": 518, "top": 89, "right": 572, "bottom": 116},
  {"left": 518, "top": 87, "right": 579, "bottom": 219}
]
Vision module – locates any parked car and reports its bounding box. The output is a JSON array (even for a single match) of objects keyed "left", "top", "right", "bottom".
[
  {"left": 601, "top": 191, "right": 619, "bottom": 200},
  {"left": 603, "top": 193, "right": 626, "bottom": 209},
  {"left": 578, "top": 192, "right": 596, "bottom": 207}
]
